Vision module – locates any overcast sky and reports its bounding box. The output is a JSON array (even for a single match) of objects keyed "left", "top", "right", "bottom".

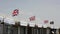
[{"left": 0, "top": 0, "right": 60, "bottom": 27}]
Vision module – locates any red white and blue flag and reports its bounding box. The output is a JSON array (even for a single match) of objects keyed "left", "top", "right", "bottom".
[
  {"left": 29, "top": 16, "right": 35, "bottom": 21},
  {"left": 12, "top": 9, "right": 19, "bottom": 16},
  {"left": 44, "top": 20, "right": 48, "bottom": 24}
]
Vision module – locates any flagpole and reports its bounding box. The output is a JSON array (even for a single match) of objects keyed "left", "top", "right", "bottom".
[{"left": 44, "top": 20, "right": 48, "bottom": 28}]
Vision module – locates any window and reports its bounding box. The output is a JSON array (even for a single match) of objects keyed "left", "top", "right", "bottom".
[
  {"left": 42, "top": 28, "right": 47, "bottom": 34},
  {"left": 33, "top": 28, "right": 38, "bottom": 34},
  {"left": 27, "top": 27, "right": 33, "bottom": 34},
  {"left": 0, "top": 24, "right": 3, "bottom": 34},
  {"left": 8, "top": 25, "right": 12, "bottom": 34},
  {"left": 38, "top": 28, "right": 42, "bottom": 34},
  {"left": 20, "top": 26, "right": 27, "bottom": 34},
  {"left": 3, "top": 24, "right": 8, "bottom": 34},
  {"left": 3, "top": 24, "right": 12, "bottom": 34},
  {"left": 3, "top": 24, "right": 18, "bottom": 34},
  {"left": 12, "top": 26, "right": 18, "bottom": 34},
  {"left": 38, "top": 28, "right": 47, "bottom": 34}
]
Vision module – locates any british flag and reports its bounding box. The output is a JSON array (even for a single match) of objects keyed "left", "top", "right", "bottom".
[
  {"left": 29, "top": 16, "right": 35, "bottom": 21},
  {"left": 12, "top": 9, "right": 19, "bottom": 16},
  {"left": 44, "top": 20, "right": 48, "bottom": 24}
]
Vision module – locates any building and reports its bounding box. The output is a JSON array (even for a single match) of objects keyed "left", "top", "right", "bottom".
[{"left": 0, "top": 16, "right": 59, "bottom": 34}]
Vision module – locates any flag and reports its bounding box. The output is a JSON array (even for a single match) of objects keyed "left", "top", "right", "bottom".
[
  {"left": 50, "top": 21, "right": 54, "bottom": 24},
  {"left": 44, "top": 20, "right": 48, "bottom": 24},
  {"left": 12, "top": 9, "right": 19, "bottom": 16},
  {"left": 29, "top": 16, "right": 35, "bottom": 21}
]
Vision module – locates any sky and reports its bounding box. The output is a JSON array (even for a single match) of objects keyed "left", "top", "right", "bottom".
[{"left": 0, "top": 0, "right": 60, "bottom": 28}]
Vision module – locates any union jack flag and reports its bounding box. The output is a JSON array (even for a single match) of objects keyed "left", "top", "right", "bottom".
[
  {"left": 29, "top": 16, "right": 35, "bottom": 21},
  {"left": 12, "top": 9, "right": 19, "bottom": 16},
  {"left": 44, "top": 20, "right": 48, "bottom": 24}
]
